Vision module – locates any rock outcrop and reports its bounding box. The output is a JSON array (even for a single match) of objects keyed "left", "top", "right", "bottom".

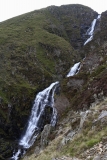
[{"left": 0, "top": 3, "right": 107, "bottom": 160}]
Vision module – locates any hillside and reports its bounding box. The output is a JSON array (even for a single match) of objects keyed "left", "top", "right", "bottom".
[
  {"left": 21, "top": 8, "right": 107, "bottom": 159},
  {"left": 23, "top": 98, "right": 107, "bottom": 160},
  {"left": 0, "top": 4, "right": 107, "bottom": 160}
]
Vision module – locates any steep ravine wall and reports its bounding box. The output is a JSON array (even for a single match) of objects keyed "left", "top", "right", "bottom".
[
  {"left": 0, "top": 4, "right": 106, "bottom": 160},
  {"left": 47, "top": 4, "right": 98, "bottom": 49}
]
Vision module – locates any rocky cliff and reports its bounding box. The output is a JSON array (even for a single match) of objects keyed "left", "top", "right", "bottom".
[{"left": 0, "top": 4, "right": 107, "bottom": 160}]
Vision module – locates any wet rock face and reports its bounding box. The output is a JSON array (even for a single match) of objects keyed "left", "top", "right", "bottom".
[{"left": 37, "top": 106, "right": 53, "bottom": 131}]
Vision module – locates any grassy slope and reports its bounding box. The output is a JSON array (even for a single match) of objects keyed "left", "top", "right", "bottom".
[
  {"left": 21, "top": 10, "right": 107, "bottom": 160},
  {"left": 0, "top": 4, "right": 100, "bottom": 159},
  {"left": 0, "top": 4, "right": 97, "bottom": 106},
  {"left": 0, "top": 8, "right": 75, "bottom": 112},
  {"left": 22, "top": 98, "right": 107, "bottom": 160},
  {"left": 0, "top": 8, "right": 74, "bottom": 87},
  {"left": 22, "top": 48, "right": 107, "bottom": 160},
  {"left": 0, "top": 6, "right": 76, "bottom": 159}
]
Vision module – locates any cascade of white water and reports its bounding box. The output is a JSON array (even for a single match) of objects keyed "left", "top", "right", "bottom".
[
  {"left": 67, "top": 62, "right": 81, "bottom": 77},
  {"left": 11, "top": 81, "right": 59, "bottom": 160},
  {"left": 11, "top": 149, "right": 21, "bottom": 160},
  {"left": 84, "top": 14, "right": 101, "bottom": 45}
]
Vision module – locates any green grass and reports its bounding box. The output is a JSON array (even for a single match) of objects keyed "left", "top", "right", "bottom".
[
  {"left": 22, "top": 113, "right": 107, "bottom": 160},
  {"left": 86, "top": 138, "right": 99, "bottom": 148},
  {"left": 0, "top": 7, "right": 75, "bottom": 94},
  {"left": 61, "top": 121, "right": 107, "bottom": 158},
  {"left": 0, "top": 4, "right": 102, "bottom": 159},
  {"left": 0, "top": 11, "right": 70, "bottom": 155}
]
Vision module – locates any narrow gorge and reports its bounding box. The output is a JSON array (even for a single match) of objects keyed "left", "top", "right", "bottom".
[{"left": 0, "top": 4, "right": 107, "bottom": 160}]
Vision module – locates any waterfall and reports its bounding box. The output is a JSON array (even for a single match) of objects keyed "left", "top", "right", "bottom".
[
  {"left": 84, "top": 14, "right": 101, "bottom": 45},
  {"left": 11, "top": 81, "right": 59, "bottom": 160},
  {"left": 67, "top": 62, "right": 81, "bottom": 77}
]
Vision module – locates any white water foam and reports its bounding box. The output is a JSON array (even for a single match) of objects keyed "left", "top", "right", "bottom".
[
  {"left": 84, "top": 15, "right": 101, "bottom": 45},
  {"left": 67, "top": 62, "right": 81, "bottom": 77},
  {"left": 11, "top": 81, "right": 59, "bottom": 160}
]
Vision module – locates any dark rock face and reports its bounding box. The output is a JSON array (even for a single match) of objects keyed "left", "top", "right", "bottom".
[
  {"left": 37, "top": 106, "right": 53, "bottom": 131},
  {"left": 0, "top": 94, "right": 34, "bottom": 159},
  {"left": 47, "top": 4, "right": 98, "bottom": 49},
  {"left": 99, "top": 11, "right": 107, "bottom": 43}
]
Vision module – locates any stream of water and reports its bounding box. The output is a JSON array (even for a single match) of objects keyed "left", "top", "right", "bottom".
[{"left": 11, "top": 81, "right": 59, "bottom": 160}]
